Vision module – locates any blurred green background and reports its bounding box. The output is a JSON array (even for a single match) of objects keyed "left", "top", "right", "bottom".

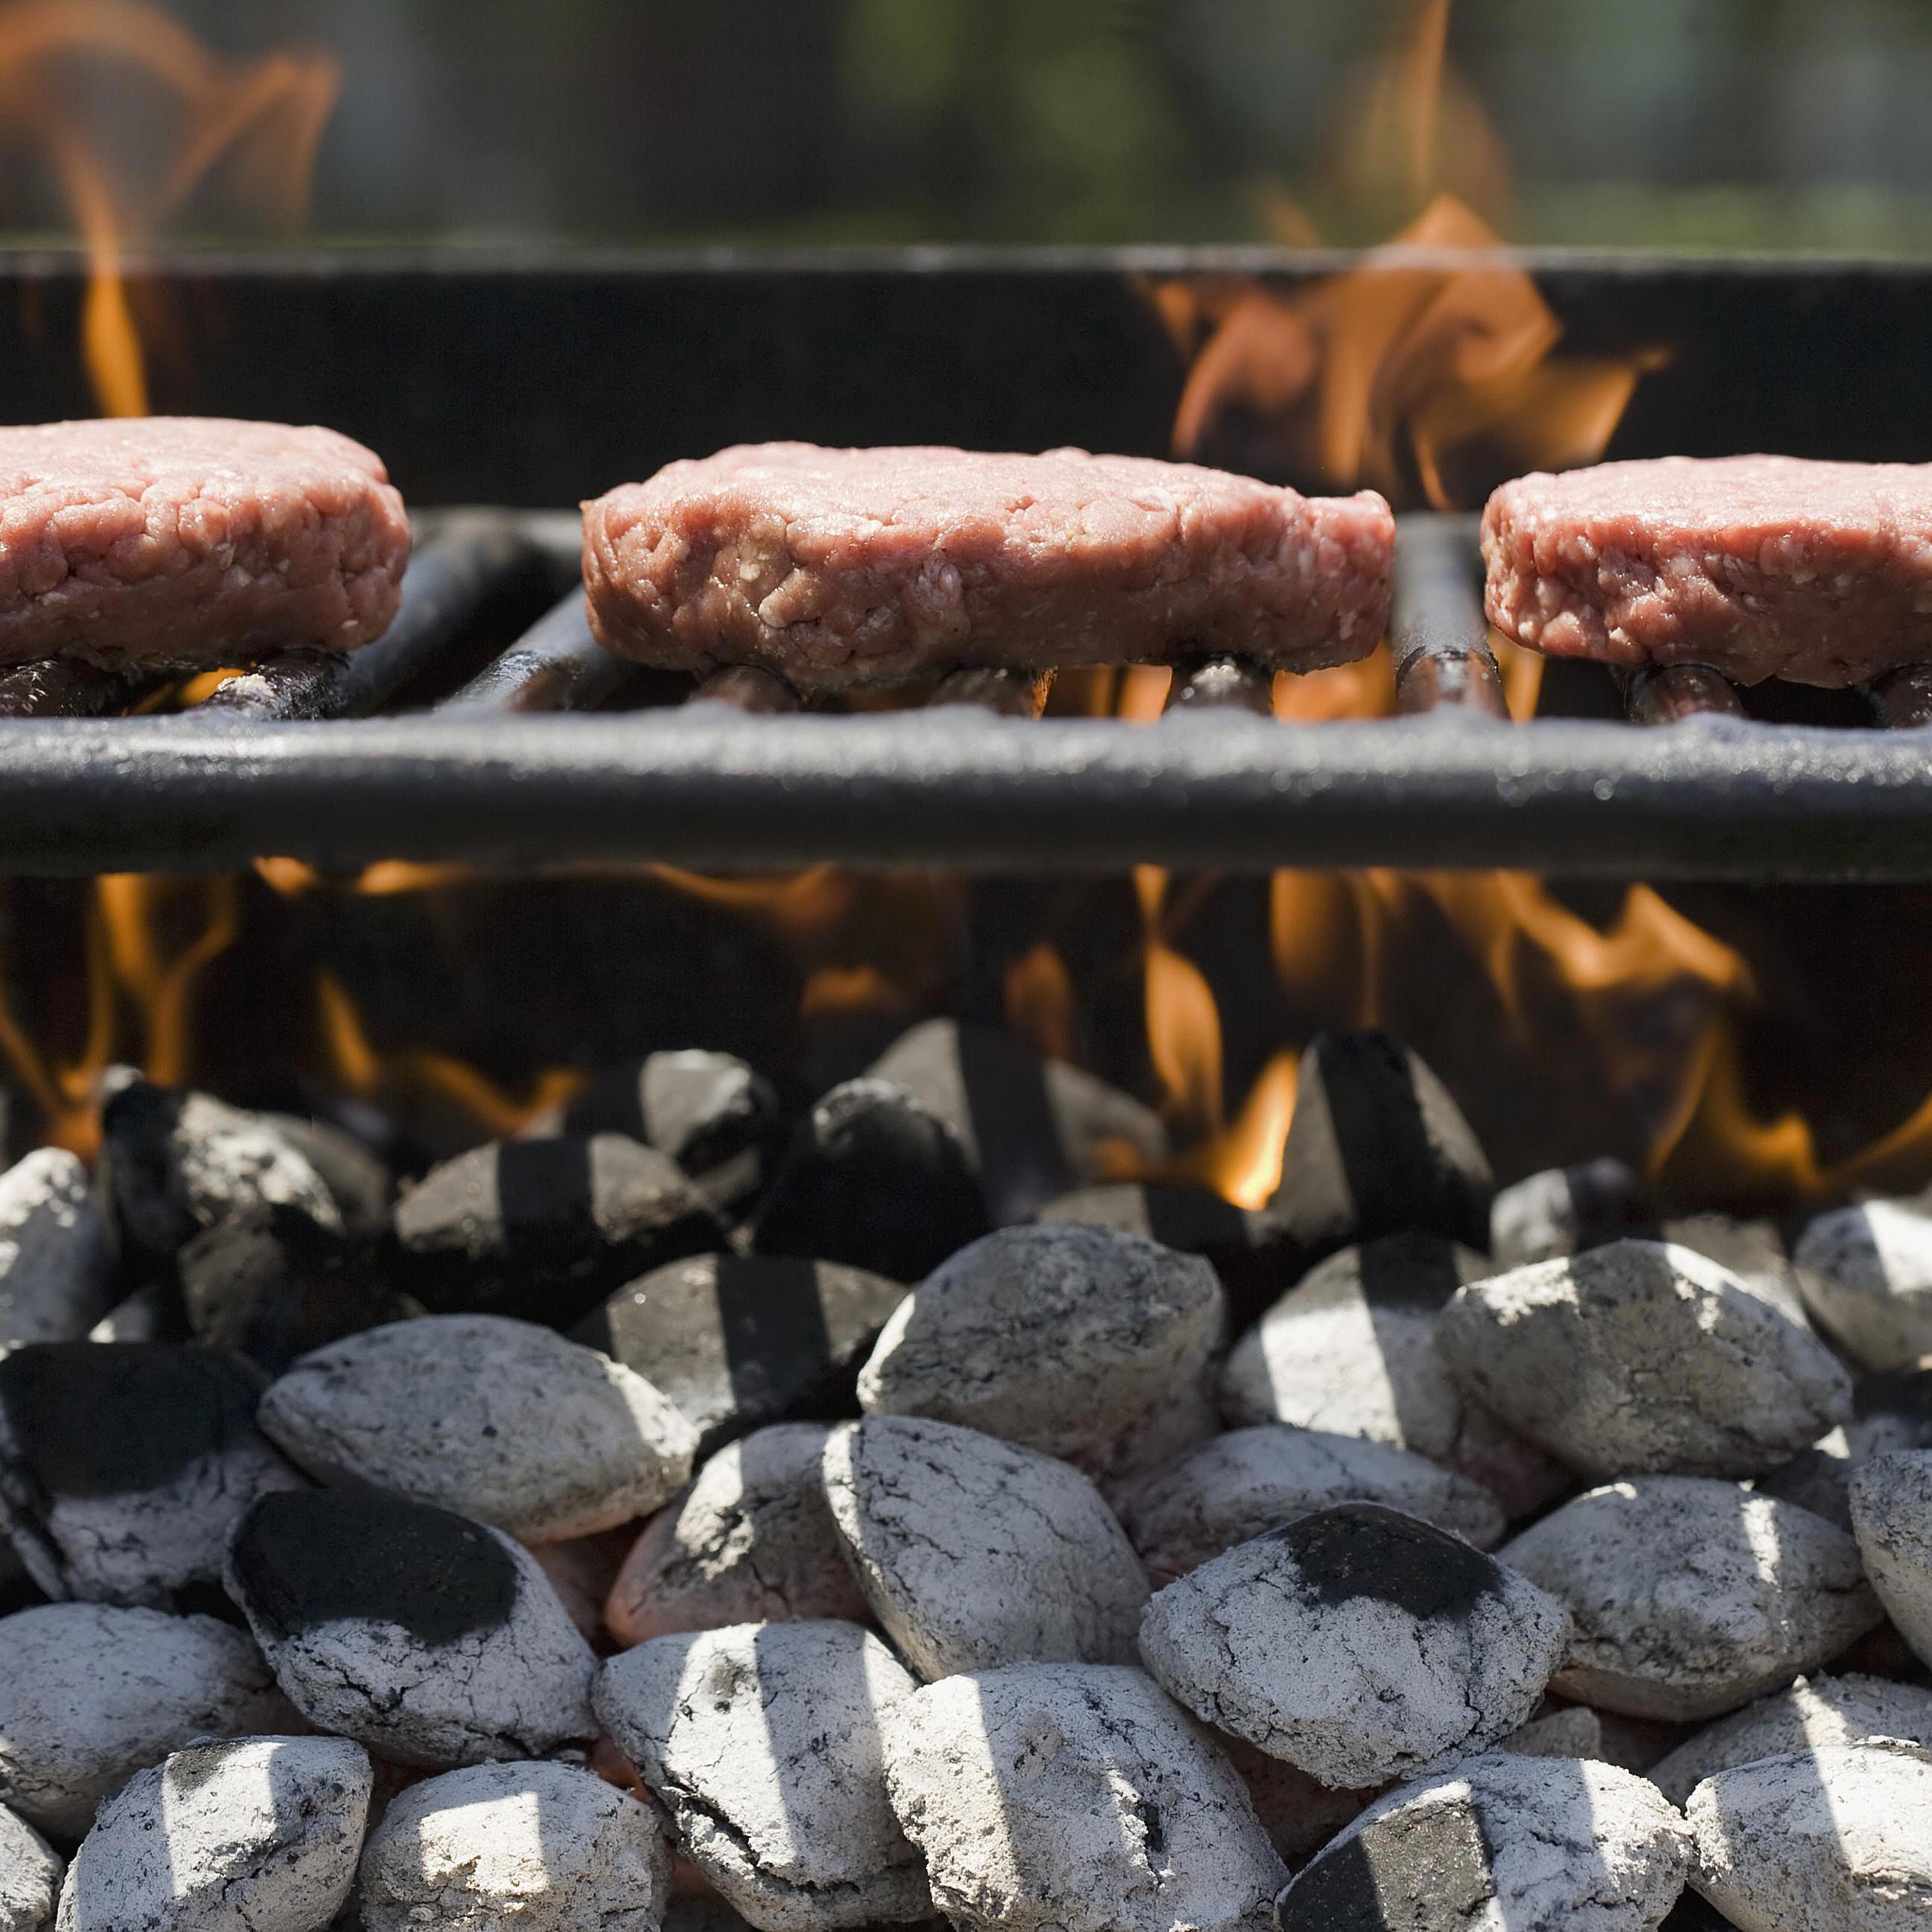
[{"left": 39, "top": 0, "right": 1932, "bottom": 252}]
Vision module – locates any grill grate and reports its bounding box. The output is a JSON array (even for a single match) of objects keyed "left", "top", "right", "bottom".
[{"left": 0, "top": 506, "right": 1928, "bottom": 880}]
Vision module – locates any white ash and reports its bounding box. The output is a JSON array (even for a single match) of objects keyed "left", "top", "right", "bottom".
[
  {"left": 1794, "top": 1197, "right": 1932, "bottom": 1370},
  {"left": 1137, "top": 1502, "right": 1569, "bottom": 1789},
  {"left": 55, "top": 1735, "right": 369, "bottom": 1932},
  {"left": 0, "top": 1806, "right": 59, "bottom": 1932},
  {"left": 1503, "top": 1477, "right": 1882, "bottom": 1721},
  {"left": 1490, "top": 1156, "right": 1653, "bottom": 1268},
  {"left": 0, "top": 1152, "right": 115, "bottom": 1349},
  {"left": 0, "top": 1342, "right": 305, "bottom": 1609},
  {"left": 258, "top": 1313, "right": 698, "bottom": 1543},
  {"left": 1687, "top": 1738, "right": 1932, "bottom": 1931},
  {"left": 357, "top": 1759, "right": 670, "bottom": 1932},
  {"left": 1121, "top": 1423, "right": 1506, "bottom": 1587},
  {"left": 1649, "top": 1671, "right": 1932, "bottom": 1806},
  {"left": 1435, "top": 1240, "right": 1852, "bottom": 1479},
  {"left": 855, "top": 1223, "right": 1222, "bottom": 1492},
  {"left": 596, "top": 1619, "right": 930, "bottom": 1932},
  {"left": 1662, "top": 1215, "right": 1811, "bottom": 1327},
  {"left": 0, "top": 1601, "right": 293, "bottom": 1840},
  {"left": 1210, "top": 1732, "right": 1369, "bottom": 1869},
  {"left": 1278, "top": 1750, "right": 1689, "bottom": 1932},
  {"left": 223, "top": 1489, "right": 598, "bottom": 1769},
  {"left": 1848, "top": 1448, "right": 1932, "bottom": 1668},
  {"left": 881, "top": 1662, "right": 1287, "bottom": 1932},
  {"left": 1217, "top": 1232, "right": 1571, "bottom": 1520},
  {"left": 101, "top": 1080, "right": 343, "bottom": 1270},
  {"left": 1503, "top": 1704, "right": 1609, "bottom": 1759},
  {"left": 821, "top": 1415, "right": 1147, "bottom": 1680},
  {"left": 605, "top": 1423, "right": 867, "bottom": 1648}
]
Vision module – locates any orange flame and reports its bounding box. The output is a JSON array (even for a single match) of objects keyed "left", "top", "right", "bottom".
[{"left": 0, "top": 0, "right": 339, "bottom": 414}]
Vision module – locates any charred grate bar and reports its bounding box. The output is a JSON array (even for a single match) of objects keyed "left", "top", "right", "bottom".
[{"left": 0, "top": 503, "right": 1928, "bottom": 879}]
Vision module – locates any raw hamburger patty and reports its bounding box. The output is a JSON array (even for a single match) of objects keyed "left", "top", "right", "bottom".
[
  {"left": 581, "top": 443, "right": 1394, "bottom": 688},
  {"left": 1482, "top": 454, "right": 1932, "bottom": 687},
  {"left": 0, "top": 418, "right": 409, "bottom": 668}
]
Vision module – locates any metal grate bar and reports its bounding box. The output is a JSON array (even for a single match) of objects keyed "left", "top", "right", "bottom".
[
  {"left": 200, "top": 515, "right": 543, "bottom": 723},
  {"left": 436, "top": 590, "right": 637, "bottom": 715},
  {"left": 0, "top": 659, "right": 165, "bottom": 719},
  {"left": 931, "top": 667, "right": 1054, "bottom": 717},
  {"left": 689, "top": 665, "right": 802, "bottom": 713},
  {"left": 1390, "top": 513, "right": 1508, "bottom": 719},
  {"left": 1620, "top": 663, "right": 1747, "bottom": 725},
  {"left": 1868, "top": 665, "right": 1932, "bottom": 730}
]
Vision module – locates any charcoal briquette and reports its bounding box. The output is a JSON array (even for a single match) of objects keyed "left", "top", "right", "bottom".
[
  {"left": 258, "top": 1313, "right": 697, "bottom": 1543},
  {"left": 605, "top": 1422, "right": 868, "bottom": 1646},
  {"left": 749, "top": 1080, "right": 989, "bottom": 1284},
  {"left": 391, "top": 1132, "right": 724, "bottom": 1329},
  {"left": 0, "top": 1805, "right": 58, "bottom": 1932},
  {"left": 822, "top": 1414, "right": 1147, "bottom": 1680},
  {"left": 1278, "top": 1751, "right": 1689, "bottom": 1932},
  {"left": 1848, "top": 1448, "right": 1932, "bottom": 1669},
  {"left": 864, "top": 1018, "right": 1167, "bottom": 1224},
  {"left": 596, "top": 1619, "right": 931, "bottom": 1932},
  {"left": 0, "top": 1152, "right": 115, "bottom": 1349},
  {"left": 1490, "top": 1156, "right": 1654, "bottom": 1269},
  {"left": 54, "top": 1735, "right": 369, "bottom": 1932},
  {"left": 1435, "top": 1239, "right": 1852, "bottom": 1479},
  {"left": 1264, "top": 1030, "right": 1494, "bottom": 1263},
  {"left": 0, "top": 1343, "right": 303, "bottom": 1609},
  {"left": 223, "top": 1489, "right": 597, "bottom": 1767},
  {"left": 255, "top": 1115, "right": 393, "bottom": 1248},
  {"left": 357, "top": 1759, "right": 670, "bottom": 1932},
  {"left": 856, "top": 1222, "right": 1221, "bottom": 1494},
  {"left": 1137, "top": 1503, "right": 1569, "bottom": 1789},
  {"left": 576, "top": 1252, "right": 904, "bottom": 1459},
  {"left": 1794, "top": 1196, "right": 1932, "bottom": 1371},
  {"left": 1504, "top": 1478, "right": 1882, "bottom": 1722},
  {"left": 880, "top": 1662, "right": 1287, "bottom": 1932},
  {"left": 0, "top": 1601, "right": 293, "bottom": 1839}
]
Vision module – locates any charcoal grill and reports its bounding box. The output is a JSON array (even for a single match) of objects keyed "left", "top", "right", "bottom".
[{"left": 3, "top": 246, "right": 1932, "bottom": 881}]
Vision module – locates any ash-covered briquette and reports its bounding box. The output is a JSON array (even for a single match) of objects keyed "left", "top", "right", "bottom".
[
  {"left": 390, "top": 1132, "right": 724, "bottom": 1329},
  {"left": 357, "top": 1759, "right": 671, "bottom": 1932},
  {"left": 54, "top": 1735, "right": 369, "bottom": 1932},
  {"left": 857, "top": 1223, "right": 1221, "bottom": 1494},
  {"left": 173, "top": 1205, "right": 398, "bottom": 1374},
  {"left": 1265, "top": 1030, "right": 1494, "bottom": 1264},
  {"left": 1122, "top": 1424, "right": 1507, "bottom": 1587},
  {"left": 252, "top": 1114, "right": 392, "bottom": 1248},
  {"left": 538, "top": 1048, "right": 783, "bottom": 1213},
  {"left": 750, "top": 1080, "right": 989, "bottom": 1284},
  {"left": 258, "top": 1313, "right": 697, "bottom": 1543},
  {"left": 1687, "top": 1739, "right": 1932, "bottom": 1931},
  {"left": 1489, "top": 1156, "right": 1654, "bottom": 1269},
  {"left": 0, "top": 1806, "right": 59, "bottom": 1932},
  {"left": 1759, "top": 1363, "right": 1932, "bottom": 1528},
  {"left": 576, "top": 1252, "right": 904, "bottom": 1460},
  {"left": 1648, "top": 1671, "right": 1932, "bottom": 1807},
  {"left": 1435, "top": 1239, "right": 1853, "bottom": 1479},
  {"left": 822, "top": 1415, "right": 1147, "bottom": 1680},
  {"left": 0, "top": 1602, "right": 293, "bottom": 1840},
  {"left": 1794, "top": 1196, "right": 1932, "bottom": 1370},
  {"left": 1504, "top": 1477, "right": 1883, "bottom": 1722},
  {"left": 596, "top": 1619, "right": 931, "bottom": 1932},
  {"left": 605, "top": 1422, "right": 868, "bottom": 1646},
  {"left": 1278, "top": 1751, "right": 1689, "bottom": 1932},
  {"left": 1035, "top": 1182, "right": 1297, "bottom": 1335},
  {"left": 0, "top": 1342, "right": 302, "bottom": 1609},
  {"left": 1848, "top": 1448, "right": 1932, "bottom": 1668},
  {"left": 1137, "top": 1503, "right": 1569, "bottom": 1790},
  {"left": 1217, "top": 1232, "right": 1571, "bottom": 1520},
  {"left": 881, "top": 1662, "right": 1287, "bottom": 1932},
  {"left": 0, "top": 1151, "right": 115, "bottom": 1349},
  {"left": 864, "top": 1018, "right": 1167, "bottom": 1224},
  {"left": 223, "top": 1489, "right": 597, "bottom": 1767},
  {"left": 100, "top": 1078, "right": 343, "bottom": 1275},
  {"left": 1657, "top": 1214, "right": 1811, "bottom": 1325},
  {"left": 1501, "top": 1705, "right": 1611, "bottom": 1759}
]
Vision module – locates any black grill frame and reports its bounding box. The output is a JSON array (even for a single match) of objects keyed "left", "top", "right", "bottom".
[{"left": 2, "top": 247, "right": 1931, "bottom": 880}]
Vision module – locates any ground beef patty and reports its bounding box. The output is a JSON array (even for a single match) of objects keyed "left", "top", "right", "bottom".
[
  {"left": 0, "top": 418, "right": 409, "bottom": 668},
  {"left": 582, "top": 443, "right": 1394, "bottom": 689},
  {"left": 1483, "top": 454, "right": 1932, "bottom": 687}
]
